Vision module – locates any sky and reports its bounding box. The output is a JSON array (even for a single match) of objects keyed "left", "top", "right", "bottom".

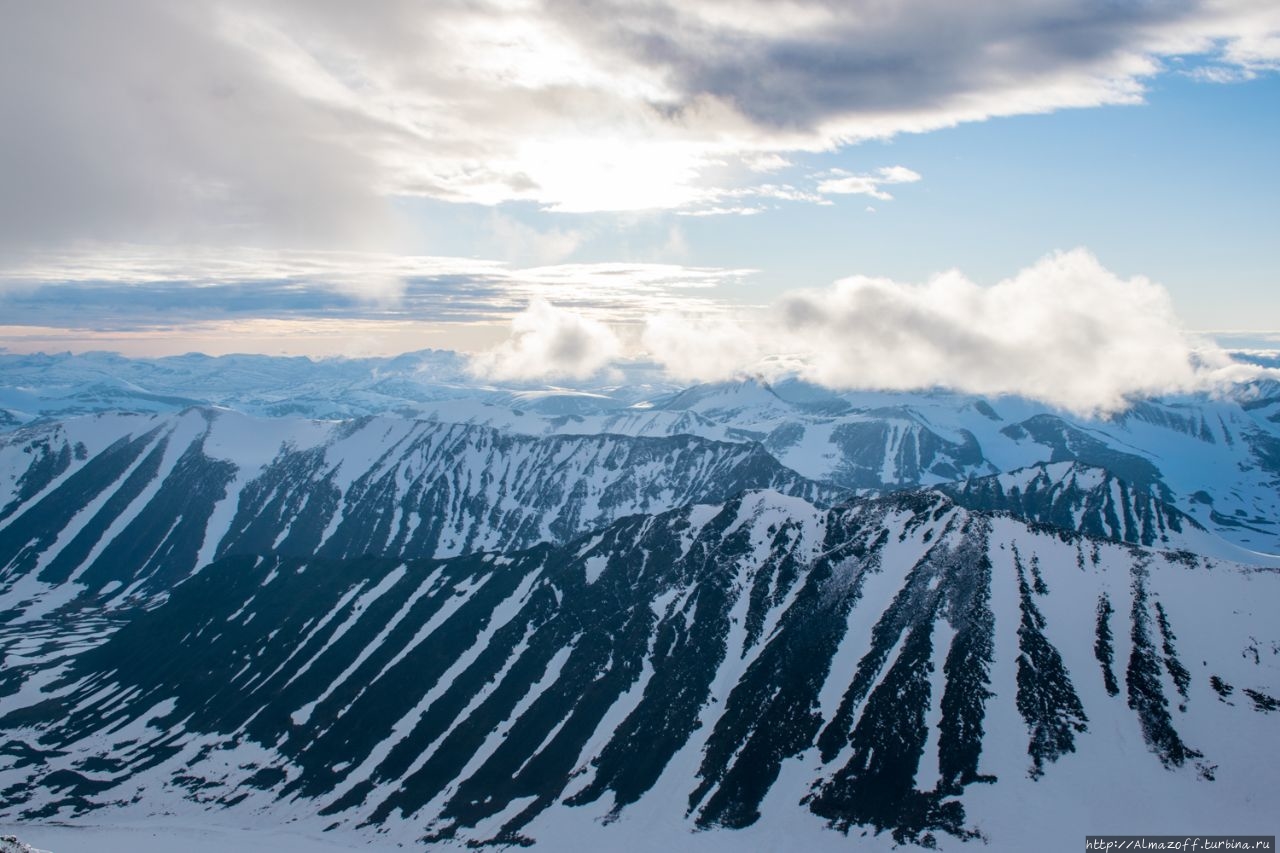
[{"left": 1, "top": 0, "right": 1278, "bottom": 410}]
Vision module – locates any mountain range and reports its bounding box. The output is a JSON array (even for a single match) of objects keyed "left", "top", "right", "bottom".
[{"left": 0, "top": 350, "right": 1277, "bottom": 850}]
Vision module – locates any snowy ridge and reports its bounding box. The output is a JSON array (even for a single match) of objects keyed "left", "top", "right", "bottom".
[
  {"left": 397, "top": 381, "right": 1280, "bottom": 553},
  {"left": 0, "top": 350, "right": 673, "bottom": 427},
  {"left": 939, "top": 461, "right": 1203, "bottom": 547},
  {"left": 0, "top": 408, "right": 836, "bottom": 616},
  {"left": 0, "top": 834, "right": 51, "bottom": 853}
]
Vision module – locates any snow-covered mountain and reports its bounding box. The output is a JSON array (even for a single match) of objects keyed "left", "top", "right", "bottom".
[
  {"left": 939, "top": 461, "right": 1197, "bottom": 547},
  {"left": 0, "top": 835, "right": 50, "bottom": 853},
  {"left": 0, "top": 350, "right": 675, "bottom": 427},
  {"left": 8, "top": 351, "right": 1279, "bottom": 550},
  {"left": 0, "top": 351, "right": 1274, "bottom": 557},
  {"left": 410, "top": 378, "right": 1280, "bottom": 553},
  {"left": 0, "top": 408, "right": 833, "bottom": 617},
  {"left": 0, "top": 490, "right": 1276, "bottom": 849},
  {"left": 1, "top": 351, "right": 1278, "bottom": 849}
]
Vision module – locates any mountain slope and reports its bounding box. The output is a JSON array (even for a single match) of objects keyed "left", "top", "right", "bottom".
[
  {"left": 939, "top": 461, "right": 1202, "bottom": 548},
  {"left": 1, "top": 490, "right": 1274, "bottom": 849},
  {"left": 417, "top": 380, "right": 1280, "bottom": 553},
  {"left": 0, "top": 409, "right": 835, "bottom": 616}
]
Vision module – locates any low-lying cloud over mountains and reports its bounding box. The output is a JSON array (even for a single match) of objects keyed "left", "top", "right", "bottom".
[{"left": 476, "top": 249, "right": 1277, "bottom": 414}]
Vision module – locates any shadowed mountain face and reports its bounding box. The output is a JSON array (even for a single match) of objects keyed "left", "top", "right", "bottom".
[
  {"left": 938, "top": 461, "right": 1200, "bottom": 548},
  {"left": 0, "top": 491, "right": 1274, "bottom": 847},
  {"left": 0, "top": 409, "right": 836, "bottom": 613}
]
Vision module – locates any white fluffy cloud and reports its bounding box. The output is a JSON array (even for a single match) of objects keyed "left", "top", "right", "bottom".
[
  {"left": 637, "top": 249, "right": 1272, "bottom": 413},
  {"left": 469, "top": 299, "right": 622, "bottom": 382}
]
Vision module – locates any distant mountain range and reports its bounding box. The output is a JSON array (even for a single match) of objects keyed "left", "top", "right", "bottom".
[
  {"left": 0, "top": 351, "right": 1277, "bottom": 849},
  {"left": 4, "top": 350, "right": 1278, "bottom": 551}
]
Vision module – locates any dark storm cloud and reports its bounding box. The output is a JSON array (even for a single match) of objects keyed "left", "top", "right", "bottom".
[{"left": 547, "top": 0, "right": 1212, "bottom": 129}]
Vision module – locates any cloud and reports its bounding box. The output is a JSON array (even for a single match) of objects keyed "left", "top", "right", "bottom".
[
  {"left": 639, "top": 249, "right": 1277, "bottom": 414},
  {"left": 464, "top": 249, "right": 1273, "bottom": 411},
  {"left": 676, "top": 206, "right": 766, "bottom": 217},
  {"left": 9, "top": 241, "right": 1278, "bottom": 407},
  {"left": 502, "top": 262, "right": 753, "bottom": 321},
  {"left": 0, "top": 246, "right": 749, "bottom": 329},
  {"left": 0, "top": 246, "right": 491, "bottom": 321},
  {"left": 469, "top": 299, "right": 622, "bottom": 382},
  {"left": 1185, "top": 65, "right": 1257, "bottom": 83},
  {"left": 742, "top": 153, "right": 792, "bottom": 173},
  {"left": 641, "top": 312, "right": 762, "bottom": 385},
  {"left": 817, "top": 166, "right": 922, "bottom": 200},
  {"left": 2, "top": 0, "right": 1277, "bottom": 250},
  {"left": 1217, "top": 6, "right": 1280, "bottom": 71},
  {"left": 0, "top": 2, "right": 398, "bottom": 258},
  {"left": 487, "top": 214, "right": 584, "bottom": 266}
]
